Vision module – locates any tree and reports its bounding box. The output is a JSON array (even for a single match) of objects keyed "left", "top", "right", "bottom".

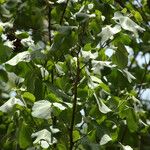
[{"left": 0, "top": 0, "right": 150, "bottom": 149}]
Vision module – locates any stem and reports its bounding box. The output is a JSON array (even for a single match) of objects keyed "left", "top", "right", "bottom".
[
  {"left": 69, "top": 51, "right": 80, "bottom": 150},
  {"left": 47, "top": 4, "right": 54, "bottom": 84},
  {"left": 47, "top": 4, "right": 56, "bottom": 147},
  {"left": 60, "top": 0, "right": 70, "bottom": 25},
  {"left": 48, "top": 5, "right": 52, "bottom": 45}
]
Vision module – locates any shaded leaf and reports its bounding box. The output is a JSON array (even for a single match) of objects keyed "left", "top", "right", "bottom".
[
  {"left": 112, "top": 44, "right": 128, "bottom": 68},
  {"left": 126, "top": 108, "right": 139, "bottom": 132},
  {"left": 18, "top": 121, "right": 32, "bottom": 149},
  {"left": 0, "top": 68, "right": 8, "bottom": 82}
]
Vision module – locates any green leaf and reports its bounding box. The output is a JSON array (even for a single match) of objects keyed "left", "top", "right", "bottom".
[
  {"left": 0, "top": 68, "right": 8, "bottom": 82},
  {"left": 83, "top": 43, "right": 92, "bottom": 51},
  {"left": 73, "top": 130, "right": 81, "bottom": 142},
  {"left": 18, "top": 121, "right": 32, "bottom": 149},
  {"left": 23, "top": 92, "right": 35, "bottom": 103},
  {"left": 126, "top": 108, "right": 138, "bottom": 132},
  {"left": 0, "top": 0, "right": 5, "bottom": 4},
  {"left": 112, "top": 44, "right": 128, "bottom": 68},
  {"left": 45, "top": 83, "right": 71, "bottom": 101},
  {"left": 57, "top": 144, "right": 67, "bottom": 150},
  {"left": 50, "top": 33, "right": 65, "bottom": 52},
  {"left": 32, "top": 100, "right": 52, "bottom": 119},
  {"left": 99, "top": 82, "right": 110, "bottom": 93},
  {"left": 0, "top": 25, "right": 3, "bottom": 34},
  {"left": 47, "top": 93, "right": 62, "bottom": 102},
  {"left": 15, "top": 31, "right": 29, "bottom": 39},
  {"left": 114, "top": 33, "right": 131, "bottom": 45},
  {"left": 133, "top": 11, "right": 143, "bottom": 23},
  {"left": 0, "top": 43, "right": 12, "bottom": 63}
]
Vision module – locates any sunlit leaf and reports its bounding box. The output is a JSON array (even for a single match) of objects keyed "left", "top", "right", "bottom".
[
  {"left": 97, "top": 25, "right": 121, "bottom": 46},
  {"left": 99, "top": 134, "right": 112, "bottom": 145},
  {"left": 113, "top": 12, "right": 145, "bottom": 37},
  {"left": 120, "top": 143, "right": 133, "bottom": 150},
  {"left": 31, "top": 100, "right": 52, "bottom": 119},
  {"left": 31, "top": 129, "right": 57, "bottom": 148},
  {"left": 94, "top": 93, "right": 111, "bottom": 114},
  {"left": 53, "top": 102, "right": 66, "bottom": 110},
  {"left": 5, "top": 51, "right": 31, "bottom": 66},
  {"left": 0, "top": 97, "right": 25, "bottom": 113},
  {"left": 50, "top": 126, "right": 60, "bottom": 133}
]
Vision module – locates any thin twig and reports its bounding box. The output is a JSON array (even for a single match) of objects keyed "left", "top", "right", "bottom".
[{"left": 60, "top": 0, "right": 70, "bottom": 25}]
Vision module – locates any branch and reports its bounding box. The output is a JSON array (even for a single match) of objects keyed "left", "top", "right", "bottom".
[
  {"left": 60, "top": 0, "right": 70, "bottom": 25},
  {"left": 69, "top": 51, "right": 80, "bottom": 150}
]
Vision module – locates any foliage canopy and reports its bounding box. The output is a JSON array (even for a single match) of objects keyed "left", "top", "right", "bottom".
[{"left": 0, "top": 0, "right": 150, "bottom": 150}]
